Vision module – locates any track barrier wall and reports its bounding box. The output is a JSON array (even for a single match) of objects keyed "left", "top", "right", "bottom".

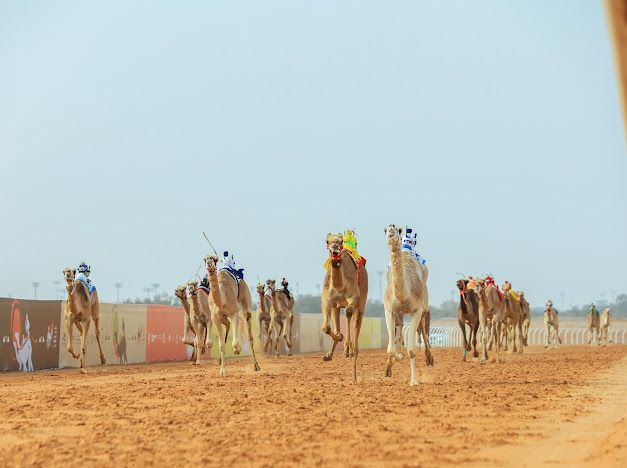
[{"left": 1, "top": 298, "right": 625, "bottom": 372}]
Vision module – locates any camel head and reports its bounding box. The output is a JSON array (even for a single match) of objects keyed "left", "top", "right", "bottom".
[
  {"left": 266, "top": 278, "right": 276, "bottom": 294},
  {"left": 517, "top": 290, "right": 525, "bottom": 303},
  {"left": 174, "top": 285, "right": 187, "bottom": 300},
  {"left": 187, "top": 279, "right": 198, "bottom": 296},
  {"left": 502, "top": 281, "right": 512, "bottom": 293},
  {"left": 256, "top": 282, "right": 265, "bottom": 296},
  {"left": 204, "top": 255, "right": 219, "bottom": 275},
  {"left": 384, "top": 224, "right": 403, "bottom": 252},
  {"left": 62, "top": 268, "right": 76, "bottom": 286},
  {"left": 545, "top": 299, "right": 553, "bottom": 311},
  {"left": 456, "top": 279, "right": 468, "bottom": 293},
  {"left": 325, "top": 233, "right": 344, "bottom": 268},
  {"left": 473, "top": 277, "right": 486, "bottom": 294}
]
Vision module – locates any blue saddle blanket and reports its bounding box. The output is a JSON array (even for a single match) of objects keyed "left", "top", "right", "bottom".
[
  {"left": 402, "top": 244, "right": 427, "bottom": 265},
  {"left": 75, "top": 275, "right": 97, "bottom": 296},
  {"left": 220, "top": 266, "right": 244, "bottom": 283}
]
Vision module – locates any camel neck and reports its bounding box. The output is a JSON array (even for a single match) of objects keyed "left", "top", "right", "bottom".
[
  {"left": 207, "top": 270, "right": 223, "bottom": 308},
  {"left": 329, "top": 252, "right": 346, "bottom": 291},
  {"left": 66, "top": 284, "right": 78, "bottom": 315},
  {"left": 259, "top": 294, "right": 269, "bottom": 314},
  {"left": 388, "top": 246, "right": 407, "bottom": 301}
]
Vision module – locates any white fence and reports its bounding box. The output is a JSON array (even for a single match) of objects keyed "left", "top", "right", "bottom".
[{"left": 402, "top": 325, "right": 627, "bottom": 348}]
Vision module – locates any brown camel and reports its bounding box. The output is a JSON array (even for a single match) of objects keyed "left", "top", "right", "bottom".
[
  {"left": 502, "top": 281, "right": 523, "bottom": 354},
  {"left": 62, "top": 268, "right": 106, "bottom": 373},
  {"left": 256, "top": 282, "right": 272, "bottom": 353},
  {"left": 599, "top": 307, "right": 611, "bottom": 346},
  {"left": 204, "top": 255, "right": 260, "bottom": 376},
  {"left": 174, "top": 285, "right": 195, "bottom": 347},
  {"left": 174, "top": 284, "right": 199, "bottom": 362},
  {"left": 517, "top": 290, "right": 531, "bottom": 347},
  {"left": 266, "top": 278, "right": 295, "bottom": 357},
  {"left": 186, "top": 280, "right": 213, "bottom": 365},
  {"left": 472, "top": 277, "right": 503, "bottom": 364},
  {"left": 383, "top": 225, "right": 432, "bottom": 386},
  {"left": 321, "top": 232, "right": 368, "bottom": 383},
  {"left": 587, "top": 304, "right": 600, "bottom": 345},
  {"left": 456, "top": 279, "right": 479, "bottom": 362},
  {"left": 544, "top": 300, "right": 561, "bottom": 348}
]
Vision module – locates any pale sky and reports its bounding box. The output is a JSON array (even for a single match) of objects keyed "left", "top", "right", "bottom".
[{"left": 1, "top": 1, "right": 625, "bottom": 309}]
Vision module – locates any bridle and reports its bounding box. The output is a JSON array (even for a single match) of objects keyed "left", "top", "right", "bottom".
[{"left": 327, "top": 245, "right": 343, "bottom": 267}]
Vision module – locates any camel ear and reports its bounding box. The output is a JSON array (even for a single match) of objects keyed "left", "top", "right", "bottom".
[{"left": 398, "top": 227, "right": 402, "bottom": 235}]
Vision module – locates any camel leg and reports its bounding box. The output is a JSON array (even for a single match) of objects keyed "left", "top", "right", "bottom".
[
  {"left": 244, "top": 311, "right": 261, "bottom": 371},
  {"left": 205, "top": 316, "right": 213, "bottom": 350},
  {"left": 284, "top": 315, "right": 294, "bottom": 356},
  {"left": 471, "top": 322, "right": 479, "bottom": 360},
  {"left": 66, "top": 319, "right": 80, "bottom": 360},
  {"left": 322, "top": 305, "right": 342, "bottom": 361},
  {"left": 92, "top": 315, "right": 106, "bottom": 365},
  {"left": 321, "top": 299, "right": 343, "bottom": 342},
  {"left": 516, "top": 321, "right": 523, "bottom": 354},
  {"left": 420, "top": 318, "right": 433, "bottom": 366},
  {"left": 459, "top": 318, "right": 469, "bottom": 362},
  {"left": 183, "top": 312, "right": 194, "bottom": 346},
  {"left": 79, "top": 319, "right": 90, "bottom": 373},
  {"left": 384, "top": 308, "right": 396, "bottom": 377},
  {"left": 231, "top": 313, "right": 241, "bottom": 356},
  {"left": 192, "top": 320, "right": 203, "bottom": 365},
  {"left": 494, "top": 321, "right": 501, "bottom": 364},
  {"left": 351, "top": 310, "right": 363, "bottom": 384},
  {"left": 479, "top": 315, "right": 489, "bottom": 365},
  {"left": 344, "top": 310, "right": 353, "bottom": 358},
  {"left": 213, "top": 315, "right": 227, "bottom": 376},
  {"left": 408, "top": 312, "right": 421, "bottom": 386}
]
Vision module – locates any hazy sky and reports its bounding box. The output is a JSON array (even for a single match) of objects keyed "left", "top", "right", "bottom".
[{"left": 1, "top": 1, "right": 625, "bottom": 308}]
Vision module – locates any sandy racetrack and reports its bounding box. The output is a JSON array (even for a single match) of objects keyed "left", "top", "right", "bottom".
[{"left": 1, "top": 346, "right": 625, "bottom": 467}]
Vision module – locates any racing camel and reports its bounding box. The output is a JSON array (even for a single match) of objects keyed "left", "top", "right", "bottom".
[
  {"left": 321, "top": 232, "right": 368, "bottom": 383},
  {"left": 62, "top": 268, "right": 106, "bottom": 373},
  {"left": 383, "top": 225, "right": 432, "bottom": 386},
  {"left": 204, "top": 255, "right": 260, "bottom": 376}
]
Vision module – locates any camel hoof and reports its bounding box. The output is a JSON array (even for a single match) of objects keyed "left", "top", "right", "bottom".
[
  {"left": 426, "top": 354, "right": 434, "bottom": 366},
  {"left": 192, "top": 361, "right": 200, "bottom": 366},
  {"left": 288, "top": 351, "right": 293, "bottom": 357},
  {"left": 219, "top": 368, "right": 226, "bottom": 377},
  {"left": 80, "top": 368, "right": 87, "bottom": 374},
  {"left": 384, "top": 366, "right": 392, "bottom": 378},
  {"left": 100, "top": 356, "right": 106, "bottom": 365},
  {"left": 253, "top": 362, "right": 261, "bottom": 372},
  {"left": 409, "top": 379, "right": 418, "bottom": 387},
  {"left": 322, "top": 354, "right": 333, "bottom": 362}
]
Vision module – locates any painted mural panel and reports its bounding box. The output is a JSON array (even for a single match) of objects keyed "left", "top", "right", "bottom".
[
  {"left": 0, "top": 298, "right": 61, "bottom": 371},
  {"left": 59, "top": 302, "right": 146, "bottom": 368}
]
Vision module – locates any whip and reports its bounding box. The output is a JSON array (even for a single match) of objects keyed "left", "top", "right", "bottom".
[{"left": 202, "top": 232, "right": 218, "bottom": 257}]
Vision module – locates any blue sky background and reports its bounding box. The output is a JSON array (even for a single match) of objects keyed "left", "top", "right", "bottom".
[{"left": 1, "top": 1, "right": 625, "bottom": 308}]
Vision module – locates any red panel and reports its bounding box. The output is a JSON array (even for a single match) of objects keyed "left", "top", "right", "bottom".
[{"left": 146, "top": 305, "right": 190, "bottom": 362}]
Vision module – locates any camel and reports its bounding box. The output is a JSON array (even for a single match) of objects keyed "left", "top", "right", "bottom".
[
  {"left": 501, "top": 281, "right": 523, "bottom": 354},
  {"left": 267, "top": 278, "right": 295, "bottom": 357},
  {"left": 174, "top": 285, "right": 195, "bottom": 347},
  {"left": 62, "top": 268, "right": 106, "bottom": 373},
  {"left": 204, "top": 255, "right": 260, "bottom": 376},
  {"left": 321, "top": 232, "right": 368, "bottom": 383},
  {"left": 544, "top": 300, "right": 561, "bottom": 348},
  {"left": 472, "top": 277, "right": 503, "bottom": 364},
  {"left": 256, "top": 282, "right": 272, "bottom": 353},
  {"left": 517, "top": 290, "right": 531, "bottom": 347},
  {"left": 382, "top": 225, "right": 432, "bottom": 386},
  {"left": 599, "top": 307, "right": 611, "bottom": 346},
  {"left": 186, "top": 279, "right": 213, "bottom": 365},
  {"left": 456, "top": 279, "right": 479, "bottom": 362},
  {"left": 587, "top": 304, "right": 600, "bottom": 345}
]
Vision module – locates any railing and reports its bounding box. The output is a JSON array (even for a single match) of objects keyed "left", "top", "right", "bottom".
[{"left": 402, "top": 325, "right": 627, "bottom": 348}]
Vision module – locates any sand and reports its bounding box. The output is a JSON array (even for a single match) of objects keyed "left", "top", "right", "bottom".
[{"left": 0, "top": 345, "right": 625, "bottom": 467}]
